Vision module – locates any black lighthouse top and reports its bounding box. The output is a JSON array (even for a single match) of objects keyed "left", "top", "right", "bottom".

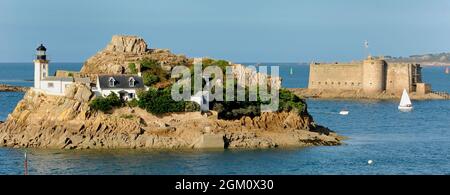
[{"left": 36, "top": 44, "right": 47, "bottom": 60}]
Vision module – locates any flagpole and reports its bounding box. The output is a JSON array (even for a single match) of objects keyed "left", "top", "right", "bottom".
[{"left": 364, "top": 40, "right": 370, "bottom": 58}]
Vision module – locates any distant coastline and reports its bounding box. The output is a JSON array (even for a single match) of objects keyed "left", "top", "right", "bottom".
[{"left": 0, "top": 84, "right": 28, "bottom": 92}]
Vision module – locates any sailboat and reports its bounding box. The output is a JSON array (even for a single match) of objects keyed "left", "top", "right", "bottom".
[
  {"left": 289, "top": 67, "right": 294, "bottom": 75},
  {"left": 446, "top": 66, "right": 449, "bottom": 74},
  {"left": 398, "top": 89, "right": 413, "bottom": 111}
]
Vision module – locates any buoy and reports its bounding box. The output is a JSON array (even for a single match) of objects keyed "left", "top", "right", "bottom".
[{"left": 368, "top": 160, "right": 373, "bottom": 165}]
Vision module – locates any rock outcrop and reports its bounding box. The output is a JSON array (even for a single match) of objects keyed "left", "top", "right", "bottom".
[
  {"left": 80, "top": 35, "right": 191, "bottom": 75},
  {"left": 79, "top": 35, "right": 282, "bottom": 89},
  {"left": 289, "top": 88, "right": 446, "bottom": 100},
  {"left": 0, "top": 84, "right": 29, "bottom": 92},
  {"left": 0, "top": 89, "right": 342, "bottom": 149},
  {"left": 105, "top": 35, "right": 148, "bottom": 54}
]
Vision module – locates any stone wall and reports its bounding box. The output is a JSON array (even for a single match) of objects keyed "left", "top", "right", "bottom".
[
  {"left": 416, "top": 83, "right": 431, "bottom": 95},
  {"left": 308, "top": 63, "right": 363, "bottom": 90},
  {"left": 308, "top": 58, "right": 426, "bottom": 95},
  {"left": 386, "top": 63, "right": 413, "bottom": 94}
]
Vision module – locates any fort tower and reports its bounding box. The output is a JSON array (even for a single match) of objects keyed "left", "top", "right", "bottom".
[{"left": 362, "top": 56, "right": 386, "bottom": 94}]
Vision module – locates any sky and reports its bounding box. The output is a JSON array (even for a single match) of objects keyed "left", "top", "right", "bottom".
[{"left": 0, "top": 0, "right": 450, "bottom": 63}]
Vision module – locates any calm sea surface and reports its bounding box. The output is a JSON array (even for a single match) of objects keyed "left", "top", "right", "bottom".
[{"left": 0, "top": 63, "right": 449, "bottom": 175}]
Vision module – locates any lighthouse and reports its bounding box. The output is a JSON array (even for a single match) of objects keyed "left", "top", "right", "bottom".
[{"left": 34, "top": 44, "right": 49, "bottom": 89}]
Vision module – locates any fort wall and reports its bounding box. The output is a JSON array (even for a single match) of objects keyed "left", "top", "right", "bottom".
[
  {"left": 308, "top": 57, "right": 428, "bottom": 95},
  {"left": 308, "top": 63, "right": 363, "bottom": 90},
  {"left": 386, "top": 63, "right": 412, "bottom": 94}
]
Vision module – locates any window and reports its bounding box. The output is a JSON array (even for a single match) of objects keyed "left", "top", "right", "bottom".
[
  {"left": 129, "top": 77, "right": 135, "bottom": 87},
  {"left": 128, "top": 93, "right": 134, "bottom": 98},
  {"left": 47, "top": 82, "right": 54, "bottom": 88},
  {"left": 109, "top": 77, "right": 115, "bottom": 87}
]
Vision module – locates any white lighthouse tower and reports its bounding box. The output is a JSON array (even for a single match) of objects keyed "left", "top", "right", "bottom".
[{"left": 34, "top": 44, "right": 49, "bottom": 89}]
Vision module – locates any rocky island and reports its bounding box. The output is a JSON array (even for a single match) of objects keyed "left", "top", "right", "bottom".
[
  {"left": 0, "top": 84, "right": 28, "bottom": 92},
  {"left": 0, "top": 35, "right": 343, "bottom": 149}
]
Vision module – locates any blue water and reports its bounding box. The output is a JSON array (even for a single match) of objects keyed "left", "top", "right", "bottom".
[{"left": 0, "top": 63, "right": 449, "bottom": 175}]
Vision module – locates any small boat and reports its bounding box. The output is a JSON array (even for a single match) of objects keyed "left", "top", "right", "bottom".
[
  {"left": 446, "top": 67, "right": 449, "bottom": 74},
  {"left": 339, "top": 110, "right": 349, "bottom": 115},
  {"left": 398, "top": 89, "right": 413, "bottom": 111}
]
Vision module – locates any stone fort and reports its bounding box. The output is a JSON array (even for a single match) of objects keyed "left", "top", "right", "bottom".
[{"left": 308, "top": 56, "right": 431, "bottom": 95}]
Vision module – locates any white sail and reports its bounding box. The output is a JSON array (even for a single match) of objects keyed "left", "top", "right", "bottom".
[{"left": 399, "top": 89, "right": 412, "bottom": 107}]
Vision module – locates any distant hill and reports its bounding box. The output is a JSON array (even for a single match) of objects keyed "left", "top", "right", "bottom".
[{"left": 381, "top": 52, "right": 450, "bottom": 66}]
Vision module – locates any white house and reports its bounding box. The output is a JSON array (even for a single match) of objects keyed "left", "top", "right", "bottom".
[
  {"left": 33, "top": 44, "right": 77, "bottom": 95},
  {"left": 93, "top": 75, "right": 145, "bottom": 101}
]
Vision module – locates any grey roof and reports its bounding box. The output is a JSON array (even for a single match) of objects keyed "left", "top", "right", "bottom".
[
  {"left": 42, "top": 76, "right": 74, "bottom": 82},
  {"left": 98, "top": 75, "right": 145, "bottom": 89}
]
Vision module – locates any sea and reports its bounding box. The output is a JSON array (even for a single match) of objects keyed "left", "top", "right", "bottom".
[{"left": 0, "top": 63, "right": 449, "bottom": 175}]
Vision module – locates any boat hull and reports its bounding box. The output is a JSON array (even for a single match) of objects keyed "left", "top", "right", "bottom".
[
  {"left": 339, "top": 111, "right": 349, "bottom": 115},
  {"left": 398, "top": 106, "right": 413, "bottom": 112}
]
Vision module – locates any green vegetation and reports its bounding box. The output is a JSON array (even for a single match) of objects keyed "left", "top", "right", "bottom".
[
  {"left": 89, "top": 57, "right": 306, "bottom": 119},
  {"left": 211, "top": 87, "right": 305, "bottom": 119},
  {"left": 128, "top": 63, "right": 138, "bottom": 74},
  {"left": 89, "top": 92, "right": 123, "bottom": 112},
  {"left": 201, "top": 58, "right": 230, "bottom": 72},
  {"left": 184, "top": 101, "right": 200, "bottom": 112},
  {"left": 68, "top": 73, "right": 73, "bottom": 77},
  {"left": 127, "top": 98, "right": 139, "bottom": 107},
  {"left": 139, "top": 58, "right": 169, "bottom": 87},
  {"left": 137, "top": 87, "right": 186, "bottom": 115},
  {"left": 143, "top": 72, "right": 160, "bottom": 86},
  {"left": 120, "top": 114, "right": 135, "bottom": 119},
  {"left": 278, "top": 89, "right": 305, "bottom": 113}
]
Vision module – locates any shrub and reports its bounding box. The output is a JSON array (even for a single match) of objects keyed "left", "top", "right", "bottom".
[
  {"left": 143, "top": 72, "right": 160, "bottom": 86},
  {"left": 120, "top": 114, "right": 134, "bottom": 119},
  {"left": 90, "top": 97, "right": 113, "bottom": 112},
  {"left": 185, "top": 101, "right": 200, "bottom": 112},
  {"left": 127, "top": 98, "right": 138, "bottom": 107},
  {"left": 89, "top": 92, "right": 123, "bottom": 112},
  {"left": 278, "top": 89, "right": 305, "bottom": 113},
  {"left": 138, "top": 88, "right": 186, "bottom": 115},
  {"left": 202, "top": 58, "right": 229, "bottom": 72},
  {"left": 106, "top": 92, "right": 122, "bottom": 107},
  {"left": 128, "top": 63, "right": 137, "bottom": 74},
  {"left": 140, "top": 59, "right": 159, "bottom": 71},
  {"left": 140, "top": 58, "right": 168, "bottom": 86}
]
